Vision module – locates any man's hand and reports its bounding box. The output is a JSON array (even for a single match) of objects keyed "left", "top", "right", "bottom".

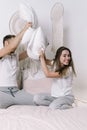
[{"left": 24, "top": 22, "right": 32, "bottom": 31}]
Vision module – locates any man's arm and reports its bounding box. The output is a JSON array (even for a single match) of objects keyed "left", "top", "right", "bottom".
[{"left": 0, "top": 22, "right": 32, "bottom": 58}]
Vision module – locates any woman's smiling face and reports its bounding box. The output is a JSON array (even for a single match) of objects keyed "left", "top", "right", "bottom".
[{"left": 59, "top": 50, "right": 71, "bottom": 66}]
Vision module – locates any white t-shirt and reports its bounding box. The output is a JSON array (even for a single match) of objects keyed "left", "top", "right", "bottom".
[
  {"left": 51, "top": 67, "right": 73, "bottom": 97},
  {"left": 0, "top": 53, "right": 18, "bottom": 87}
]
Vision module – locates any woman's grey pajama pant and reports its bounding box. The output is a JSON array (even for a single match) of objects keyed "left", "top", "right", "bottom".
[{"left": 33, "top": 93, "right": 74, "bottom": 110}]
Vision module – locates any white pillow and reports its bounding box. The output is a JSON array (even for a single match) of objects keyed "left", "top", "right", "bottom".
[
  {"left": 19, "top": 3, "right": 38, "bottom": 28},
  {"left": 21, "top": 27, "right": 34, "bottom": 44},
  {"left": 27, "top": 27, "right": 48, "bottom": 60}
]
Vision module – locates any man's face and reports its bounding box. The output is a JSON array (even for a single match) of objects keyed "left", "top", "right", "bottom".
[{"left": 4, "top": 37, "right": 14, "bottom": 47}]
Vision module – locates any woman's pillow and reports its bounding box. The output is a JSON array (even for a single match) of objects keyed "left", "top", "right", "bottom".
[
  {"left": 21, "top": 27, "right": 34, "bottom": 44},
  {"left": 27, "top": 27, "right": 48, "bottom": 60}
]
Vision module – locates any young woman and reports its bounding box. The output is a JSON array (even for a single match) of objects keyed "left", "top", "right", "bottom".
[{"left": 34, "top": 46, "right": 76, "bottom": 109}]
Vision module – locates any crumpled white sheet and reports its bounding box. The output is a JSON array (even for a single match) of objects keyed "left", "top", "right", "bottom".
[{"left": 0, "top": 105, "right": 87, "bottom": 130}]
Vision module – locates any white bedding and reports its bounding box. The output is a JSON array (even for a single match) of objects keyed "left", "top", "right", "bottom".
[{"left": 0, "top": 103, "right": 87, "bottom": 130}]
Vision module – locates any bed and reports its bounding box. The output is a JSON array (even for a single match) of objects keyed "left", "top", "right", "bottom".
[
  {"left": 0, "top": 101, "right": 87, "bottom": 130},
  {"left": 0, "top": 74, "right": 87, "bottom": 130}
]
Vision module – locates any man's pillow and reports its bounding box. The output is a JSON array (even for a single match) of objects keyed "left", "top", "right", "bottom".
[
  {"left": 9, "top": 3, "right": 38, "bottom": 35},
  {"left": 19, "top": 3, "right": 38, "bottom": 28}
]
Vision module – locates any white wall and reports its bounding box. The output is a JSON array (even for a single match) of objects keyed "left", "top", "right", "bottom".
[
  {"left": 0, "top": 0, "right": 87, "bottom": 99},
  {"left": 62, "top": 0, "right": 87, "bottom": 100}
]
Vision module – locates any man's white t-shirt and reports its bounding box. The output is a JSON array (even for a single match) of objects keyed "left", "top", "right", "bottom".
[{"left": 0, "top": 53, "right": 18, "bottom": 87}]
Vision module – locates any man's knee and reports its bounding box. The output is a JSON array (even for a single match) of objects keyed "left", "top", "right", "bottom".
[
  {"left": 33, "top": 94, "right": 40, "bottom": 104},
  {"left": 0, "top": 102, "right": 8, "bottom": 109}
]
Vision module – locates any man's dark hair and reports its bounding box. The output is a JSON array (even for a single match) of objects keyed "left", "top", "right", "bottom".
[{"left": 3, "top": 35, "right": 15, "bottom": 46}]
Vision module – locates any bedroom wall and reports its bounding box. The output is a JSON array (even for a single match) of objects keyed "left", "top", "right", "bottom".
[{"left": 0, "top": 0, "right": 87, "bottom": 100}]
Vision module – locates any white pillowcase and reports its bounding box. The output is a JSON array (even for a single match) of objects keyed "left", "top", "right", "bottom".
[
  {"left": 27, "top": 27, "right": 48, "bottom": 60},
  {"left": 19, "top": 3, "right": 38, "bottom": 28}
]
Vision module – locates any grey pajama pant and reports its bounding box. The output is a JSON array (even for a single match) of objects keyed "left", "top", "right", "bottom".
[
  {"left": 0, "top": 87, "right": 34, "bottom": 109},
  {"left": 33, "top": 93, "right": 74, "bottom": 110}
]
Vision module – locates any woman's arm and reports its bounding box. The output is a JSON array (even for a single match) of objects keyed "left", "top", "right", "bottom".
[
  {"left": 45, "top": 59, "right": 53, "bottom": 66},
  {"left": 39, "top": 51, "right": 61, "bottom": 78},
  {"left": 0, "top": 22, "right": 32, "bottom": 58}
]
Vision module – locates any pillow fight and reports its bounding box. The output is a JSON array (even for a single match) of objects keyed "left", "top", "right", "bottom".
[{"left": 0, "top": 3, "right": 76, "bottom": 109}]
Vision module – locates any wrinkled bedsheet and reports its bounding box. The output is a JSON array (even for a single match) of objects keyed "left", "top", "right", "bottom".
[{"left": 0, "top": 104, "right": 87, "bottom": 130}]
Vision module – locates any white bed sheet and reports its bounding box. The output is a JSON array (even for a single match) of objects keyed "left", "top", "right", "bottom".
[{"left": 0, "top": 103, "right": 87, "bottom": 130}]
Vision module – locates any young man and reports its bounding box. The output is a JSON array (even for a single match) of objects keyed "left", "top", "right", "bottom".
[{"left": 0, "top": 22, "right": 34, "bottom": 108}]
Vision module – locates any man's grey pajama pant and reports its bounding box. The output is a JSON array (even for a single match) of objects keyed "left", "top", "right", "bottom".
[{"left": 0, "top": 87, "right": 34, "bottom": 108}]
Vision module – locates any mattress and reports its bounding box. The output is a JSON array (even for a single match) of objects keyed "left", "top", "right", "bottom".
[{"left": 0, "top": 102, "right": 87, "bottom": 130}]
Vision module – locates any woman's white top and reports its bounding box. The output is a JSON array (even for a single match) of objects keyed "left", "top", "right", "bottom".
[
  {"left": 51, "top": 67, "right": 73, "bottom": 97},
  {"left": 0, "top": 53, "right": 18, "bottom": 87}
]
